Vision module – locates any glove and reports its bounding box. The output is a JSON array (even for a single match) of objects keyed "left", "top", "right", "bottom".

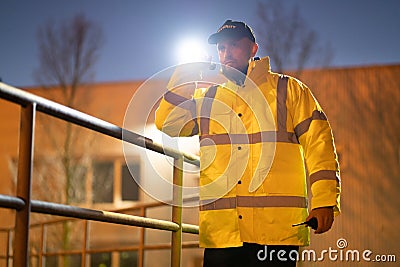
[{"left": 167, "top": 62, "right": 213, "bottom": 97}]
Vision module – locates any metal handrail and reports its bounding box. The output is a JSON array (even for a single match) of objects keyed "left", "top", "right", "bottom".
[
  {"left": 0, "top": 82, "right": 200, "bottom": 267},
  {"left": 0, "top": 82, "right": 200, "bottom": 166},
  {"left": 0, "top": 199, "right": 200, "bottom": 265}
]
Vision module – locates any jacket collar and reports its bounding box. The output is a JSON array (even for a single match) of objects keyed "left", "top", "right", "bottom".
[
  {"left": 221, "top": 56, "right": 271, "bottom": 88},
  {"left": 247, "top": 56, "right": 271, "bottom": 77}
]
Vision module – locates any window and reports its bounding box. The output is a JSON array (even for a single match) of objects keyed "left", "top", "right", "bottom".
[
  {"left": 120, "top": 251, "right": 138, "bottom": 267},
  {"left": 121, "top": 163, "right": 140, "bottom": 201},
  {"left": 91, "top": 252, "right": 111, "bottom": 267},
  {"left": 87, "top": 159, "right": 142, "bottom": 204},
  {"left": 92, "top": 161, "right": 114, "bottom": 203},
  {"left": 44, "top": 255, "right": 81, "bottom": 266}
]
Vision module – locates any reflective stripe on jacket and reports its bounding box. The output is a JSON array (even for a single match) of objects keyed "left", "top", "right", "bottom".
[{"left": 155, "top": 57, "right": 341, "bottom": 248}]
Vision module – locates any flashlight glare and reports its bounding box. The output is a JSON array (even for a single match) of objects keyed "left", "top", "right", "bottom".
[{"left": 176, "top": 38, "right": 207, "bottom": 63}]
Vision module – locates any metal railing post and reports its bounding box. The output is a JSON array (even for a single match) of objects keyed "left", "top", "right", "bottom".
[
  {"left": 6, "top": 229, "right": 12, "bottom": 267},
  {"left": 171, "top": 156, "right": 183, "bottom": 267},
  {"left": 39, "top": 224, "right": 46, "bottom": 267},
  {"left": 138, "top": 207, "right": 146, "bottom": 267},
  {"left": 14, "top": 103, "right": 36, "bottom": 267},
  {"left": 82, "top": 220, "right": 89, "bottom": 267}
]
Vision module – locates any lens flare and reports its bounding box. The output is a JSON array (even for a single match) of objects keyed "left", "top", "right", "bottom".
[{"left": 176, "top": 38, "right": 207, "bottom": 63}]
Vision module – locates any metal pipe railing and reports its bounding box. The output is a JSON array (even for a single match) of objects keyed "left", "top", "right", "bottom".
[
  {"left": 0, "top": 194, "right": 25, "bottom": 210},
  {"left": 0, "top": 82, "right": 200, "bottom": 166},
  {"left": 0, "top": 82, "right": 200, "bottom": 267},
  {"left": 171, "top": 157, "right": 184, "bottom": 267},
  {"left": 13, "top": 103, "right": 36, "bottom": 267},
  {"left": 0, "top": 194, "right": 200, "bottom": 234},
  {"left": 0, "top": 199, "right": 201, "bottom": 266}
]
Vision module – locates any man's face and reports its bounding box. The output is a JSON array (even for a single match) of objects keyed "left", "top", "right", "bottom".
[{"left": 217, "top": 37, "right": 258, "bottom": 73}]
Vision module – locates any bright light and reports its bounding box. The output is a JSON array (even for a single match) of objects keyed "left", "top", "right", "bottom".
[{"left": 176, "top": 38, "right": 208, "bottom": 63}]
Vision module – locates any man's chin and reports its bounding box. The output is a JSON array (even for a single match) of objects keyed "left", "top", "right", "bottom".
[{"left": 221, "top": 65, "right": 247, "bottom": 83}]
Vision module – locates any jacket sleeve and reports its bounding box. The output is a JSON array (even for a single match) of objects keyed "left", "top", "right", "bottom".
[
  {"left": 288, "top": 78, "right": 341, "bottom": 215},
  {"left": 155, "top": 67, "right": 199, "bottom": 137}
]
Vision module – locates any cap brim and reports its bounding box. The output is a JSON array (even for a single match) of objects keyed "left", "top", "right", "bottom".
[
  {"left": 208, "top": 32, "right": 220, "bottom": 44},
  {"left": 208, "top": 30, "right": 245, "bottom": 44}
]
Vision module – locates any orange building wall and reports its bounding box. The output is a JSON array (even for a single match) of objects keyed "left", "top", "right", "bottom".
[{"left": 1, "top": 64, "right": 399, "bottom": 266}]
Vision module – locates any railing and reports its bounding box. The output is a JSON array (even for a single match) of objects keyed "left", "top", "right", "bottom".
[
  {"left": 0, "top": 201, "right": 199, "bottom": 266},
  {"left": 0, "top": 82, "right": 200, "bottom": 267}
]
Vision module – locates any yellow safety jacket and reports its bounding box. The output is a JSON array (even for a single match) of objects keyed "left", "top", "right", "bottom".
[{"left": 155, "top": 57, "right": 341, "bottom": 248}]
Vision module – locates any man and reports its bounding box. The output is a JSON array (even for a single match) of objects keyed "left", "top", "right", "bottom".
[{"left": 155, "top": 20, "right": 341, "bottom": 267}]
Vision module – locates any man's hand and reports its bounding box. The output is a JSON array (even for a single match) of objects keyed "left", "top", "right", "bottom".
[{"left": 307, "top": 206, "right": 334, "bottom": 234}]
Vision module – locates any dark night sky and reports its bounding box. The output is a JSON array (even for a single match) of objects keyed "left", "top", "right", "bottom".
[{"left": 1, "top": 0, "right": 399, "bottom": 87}]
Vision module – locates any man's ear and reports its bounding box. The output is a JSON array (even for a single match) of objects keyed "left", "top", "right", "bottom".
[{"left": 251, "top": 42, "right": 259, "bottom": 57}]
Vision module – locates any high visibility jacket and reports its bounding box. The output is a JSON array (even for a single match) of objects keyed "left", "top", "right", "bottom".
[{"left": 155, "top": 57, "right": 341, "bottom": 248}]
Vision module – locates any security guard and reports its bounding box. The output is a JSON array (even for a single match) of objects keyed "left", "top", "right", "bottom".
[{"left": 155, "top": 20, "right": 341, "bottom": 267}]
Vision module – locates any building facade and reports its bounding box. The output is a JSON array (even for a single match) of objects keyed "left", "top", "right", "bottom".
[{"left": 0, "top": 64, "right": 399, "bottom": 266}]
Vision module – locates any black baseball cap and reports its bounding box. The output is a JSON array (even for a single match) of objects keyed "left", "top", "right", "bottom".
[{"left": 208, "top": 20, "right": 256, "bottom": 44}]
